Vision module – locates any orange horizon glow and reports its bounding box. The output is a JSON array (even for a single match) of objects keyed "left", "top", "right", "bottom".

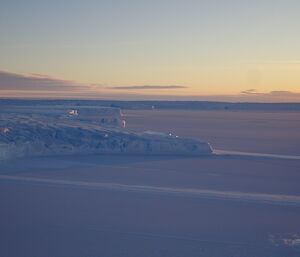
[{"left": 0, "top": 1, "right": 299, "bottom": 102}]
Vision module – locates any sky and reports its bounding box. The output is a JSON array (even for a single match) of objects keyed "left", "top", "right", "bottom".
[{"left": 0, "top": 0, "right": 300, "bottom": 101}]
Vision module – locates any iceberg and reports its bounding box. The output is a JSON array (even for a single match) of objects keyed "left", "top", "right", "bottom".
[{"left": 0, "top": 107, "right": 212, "bottom": 160}]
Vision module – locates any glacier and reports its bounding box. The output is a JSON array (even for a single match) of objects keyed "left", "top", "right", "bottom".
[{"left": 0, "top": 106, "right": 212, "bottom": 160}]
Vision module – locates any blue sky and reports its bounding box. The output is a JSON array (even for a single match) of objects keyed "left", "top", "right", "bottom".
[{"left": 0, "top": 0, "right": 299, "bottom": 101}]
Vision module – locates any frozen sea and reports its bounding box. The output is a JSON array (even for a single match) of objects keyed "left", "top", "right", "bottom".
[{"left": 1, "top": 107, "right": 300, "bottom": 257}]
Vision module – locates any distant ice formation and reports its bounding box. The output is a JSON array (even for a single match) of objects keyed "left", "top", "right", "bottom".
[{"left": 0, "top": 106, "right": 212, "bottom": 160}]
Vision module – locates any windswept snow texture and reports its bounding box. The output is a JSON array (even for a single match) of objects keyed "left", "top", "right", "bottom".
[{"left": 0, "top": 107, "right": 212, "bottom": 160}]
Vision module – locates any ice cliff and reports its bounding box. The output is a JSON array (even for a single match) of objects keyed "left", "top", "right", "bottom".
[{"left": 0, "top": 107, "right": 212, "bottom": 160}]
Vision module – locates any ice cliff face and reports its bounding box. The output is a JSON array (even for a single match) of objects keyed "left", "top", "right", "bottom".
[{"left": 0, "top": 107, "right": 212, "bottom": 160}]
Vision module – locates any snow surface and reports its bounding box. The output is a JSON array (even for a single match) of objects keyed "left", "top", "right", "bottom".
[{"left": 0, "top": 107, "right": 212, "bottom": 160}]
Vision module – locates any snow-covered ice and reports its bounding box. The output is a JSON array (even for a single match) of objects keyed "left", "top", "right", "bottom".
[{"left": 0, "top": 106, "right": 212, "bottom": 160}]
